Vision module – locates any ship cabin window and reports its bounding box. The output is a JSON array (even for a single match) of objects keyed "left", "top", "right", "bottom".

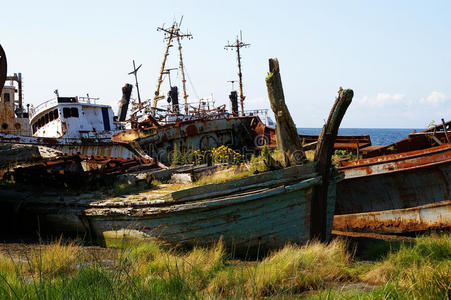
[
  {"left": 3, "top": 93, "right": 10, "bottom": 102},
  {"left": 63, "top": 108, "right": 70, "bottom": 118},
  {"left": 32, "top": 109, "right": 61, "bottom": 133},
  {"left": 63, "top": 107, "right": 79, "bottom": 118},
  {"left": 71, "top": 107, "right": 79, "bottom": 118}
]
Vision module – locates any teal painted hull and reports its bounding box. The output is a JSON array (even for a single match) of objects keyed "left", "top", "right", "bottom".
[
  {"left": 3, "top": 163, "right": 337, "bottom": 250},
  {"left": 86, "top": 175, "right": 337, "bottom": 250}
]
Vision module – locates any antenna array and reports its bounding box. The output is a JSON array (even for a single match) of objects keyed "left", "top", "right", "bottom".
[
  {"left": 225, "top": 31, "right": 250, "bottom": 116},
  {"left": 153, "top": 17, "right": 193, "bottom": 115}
]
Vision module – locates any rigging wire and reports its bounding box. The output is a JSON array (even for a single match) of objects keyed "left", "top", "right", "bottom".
[{"left": 183, "top": 64, "right": 199, "bottom": 100}]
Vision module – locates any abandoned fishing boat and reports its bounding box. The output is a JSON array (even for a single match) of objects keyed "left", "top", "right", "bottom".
[
  {"left": 0, "top": 59, "right": 352, "bottom": 251},
  {"left": 333, "top": 120, "right": 451, "bottom": 235}
]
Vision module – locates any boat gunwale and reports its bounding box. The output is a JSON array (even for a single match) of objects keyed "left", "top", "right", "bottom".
[{"left": 86, "top": 175, "right": 322, "bottom": 217}]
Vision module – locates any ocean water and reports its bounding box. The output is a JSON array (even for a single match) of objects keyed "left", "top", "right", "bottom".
[{"left": 297, "top": 128, "right": 423, "bottom": 145}]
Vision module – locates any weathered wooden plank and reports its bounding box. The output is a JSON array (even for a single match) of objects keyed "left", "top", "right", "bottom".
[
  {"left": 93, "top": 186, "right": 313, "bottom": 231},
  {"left": 176, "top": 172, "right": 319, "bottom": 202},
  {"left": 171, "top": 162, "right": 317, "bottom": 200},
  {"left": 87, "top": 176, "right": 322, "bottom": 217}
]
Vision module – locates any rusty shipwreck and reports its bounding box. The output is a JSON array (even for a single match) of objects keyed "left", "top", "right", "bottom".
[
  {"left": 333, "top": 120, "right": 451, "bottom": 235},
  {"left": 0, "top": 59, "right": 352, "bottom": 251}
]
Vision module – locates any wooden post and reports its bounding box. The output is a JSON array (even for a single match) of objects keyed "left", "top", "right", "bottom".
[
  {"left": 0, "top": 43, "right": 7, "bottom": 93},
  {"left": 312, "top": 88, "right": 353, "bottom": 241},
  {"left": 441, "top": 118, "right": 450, "bottom": 143},
  {"left": 265, "top": 58, "right": 304, "bottom": 166}
]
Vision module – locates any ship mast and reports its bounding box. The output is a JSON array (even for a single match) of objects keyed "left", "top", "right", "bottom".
[
  {"left": 128, "top": 60, "right": 142, "bottom": 104},
  {"left": 153, "top": 18, "right": 192, "bottom": 115},
  {"left": 225, "top": 31, "right": 250, "bottom": 116}
]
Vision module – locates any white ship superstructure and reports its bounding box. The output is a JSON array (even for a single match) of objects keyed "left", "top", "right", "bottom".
[{"left": 30, "top": 96, "right": 123, "bottom": 139}]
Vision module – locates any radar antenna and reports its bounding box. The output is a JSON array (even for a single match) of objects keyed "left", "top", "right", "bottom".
[{"left": 227, "top": 80, "right": 237, "bottom": 91}]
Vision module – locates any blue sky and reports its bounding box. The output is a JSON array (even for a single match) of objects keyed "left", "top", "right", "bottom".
[{"left": 2, "top": 0, "right": 450, "bottom": 128}]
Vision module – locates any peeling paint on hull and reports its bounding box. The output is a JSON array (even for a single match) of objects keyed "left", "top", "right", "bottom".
[
  {"left": 335, "top": 143, "right": 451, "bottom": 233},
  {"left": 5, "top": 163, "right": 338, "bottom": 251},
  {"left": 334, "top": 200, "right": 451, "bottom": 234},
  {"left": 85, "top": 178, "right": 336, "bottom": 250},
  {"left": 0, "top": 133, "right": 136, "bottom": 158}
]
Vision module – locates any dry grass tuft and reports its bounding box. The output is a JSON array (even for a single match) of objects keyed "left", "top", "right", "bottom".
[
  {"left": 363, "top": 233, "right": 451, "bottom": 299},
  {"left": 248, "top": 239, "right": 352, "bottom": 295},
  {"left": 195, "top": 167, "right": 252, "bottom": 185},
  {"left": 208, "top": 239, "right": 352, "bottom": 297},
  {"left": 28, "top": 237, "right": 81, "bottom": 278}
]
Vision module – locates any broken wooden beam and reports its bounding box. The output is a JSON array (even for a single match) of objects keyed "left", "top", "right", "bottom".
[
  {"left": 265, "top": 58, "right": 305, "bottom": 166},
  {"left": 312, "top": 88, "right": 353, "bottom": 241}
]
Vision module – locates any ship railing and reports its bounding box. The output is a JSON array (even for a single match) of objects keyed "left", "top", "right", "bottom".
[
  {"left": 29, "top": 98, "right": 58, "bottom": 120},
  {"left": 155, "top": 101, "right": 233, "bottom": 124},
  {"left": 78, "top": 96, "right": 100, "bottom": 104},
  {"left": 136, "top": 100, "right": 270, "bottom": 125},
  {"left": 158, "top": 98, "right": 218, "bottom": 116},
  {"left": 244, "top": 109, "right": 270, "bottom": 125}
]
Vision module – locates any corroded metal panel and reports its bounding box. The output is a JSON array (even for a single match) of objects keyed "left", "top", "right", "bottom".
[
  {"left": 339, "top": 143, "right": 451, "bottom": 178},
  {"left": 113, "top": 116, "right": 262, "bottom": 163},
  {"left": 0, "top": 133, "right": 136, "bottom": 159},
  {"left": 335, "top": 143, "right": 451, "bottom": 233},
  {"left": 333, "top": 200, "right": 451, "bottom": 233}
]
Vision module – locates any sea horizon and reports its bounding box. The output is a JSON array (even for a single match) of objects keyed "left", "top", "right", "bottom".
[{"left": 297, "top": 127, "right": 424, "bottom": 145}]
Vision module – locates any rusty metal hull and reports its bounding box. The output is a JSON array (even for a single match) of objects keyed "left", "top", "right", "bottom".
[
  {"left": 113, "top": 116, "right": 265, "bottom": 163},
  {"left": 333, "top": 200, "right": 451, "bottom": 234},
  {"left": 335, "top": 143, "right": 451, "bottom": 233},
  {"left": 0, "top": 133, "right": 135, "bottom": 159}
]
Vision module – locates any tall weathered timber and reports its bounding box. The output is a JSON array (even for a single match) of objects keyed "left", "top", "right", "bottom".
[
  {"left": 312, "top": 88, "right": 353, "bottom": 241},
  {"left": 265, "top": 58, "right": 304, "bottom": 166}
]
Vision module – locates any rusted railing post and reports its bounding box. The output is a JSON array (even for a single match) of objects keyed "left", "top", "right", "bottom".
[
  {"left": 312, "top": 88, "right": 353, "bottom": 241},
  {"left": 265, "top": 58, "right": 304, "bottom": 166}
]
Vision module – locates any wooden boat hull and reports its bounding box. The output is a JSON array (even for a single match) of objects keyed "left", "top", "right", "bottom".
[
  {"left": 334, "top": 144, "right": 451, "bottom": 234},
  {"left": 85, "top": 177, "right": 336, "bottom": 250},
  {"left": 4, "top": 163, "right": 338, "bottom": 251}
]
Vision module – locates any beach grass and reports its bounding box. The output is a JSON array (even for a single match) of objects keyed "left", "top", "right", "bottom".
[{"left": 0, "top": 233, "right": 448, "bottom": 299}]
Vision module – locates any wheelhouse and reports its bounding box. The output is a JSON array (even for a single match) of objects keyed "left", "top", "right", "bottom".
[{"left": 30, "top": 96, "right": 119, "bottom": 138}]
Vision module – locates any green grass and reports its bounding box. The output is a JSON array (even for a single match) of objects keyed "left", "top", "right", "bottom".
[{"left": 0, "top": 234, "right": 449, "bottom": 299}]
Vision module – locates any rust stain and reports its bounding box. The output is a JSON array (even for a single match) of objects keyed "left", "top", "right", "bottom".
[
  {"left": 339, "top": 143, "right": 451, "bottom": 177},
  {"left": 333, "top": 200, "right": 451, "bottom": 234},
  {"left": 185, "top": 124, "right": 198, "bottom": 137}
]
